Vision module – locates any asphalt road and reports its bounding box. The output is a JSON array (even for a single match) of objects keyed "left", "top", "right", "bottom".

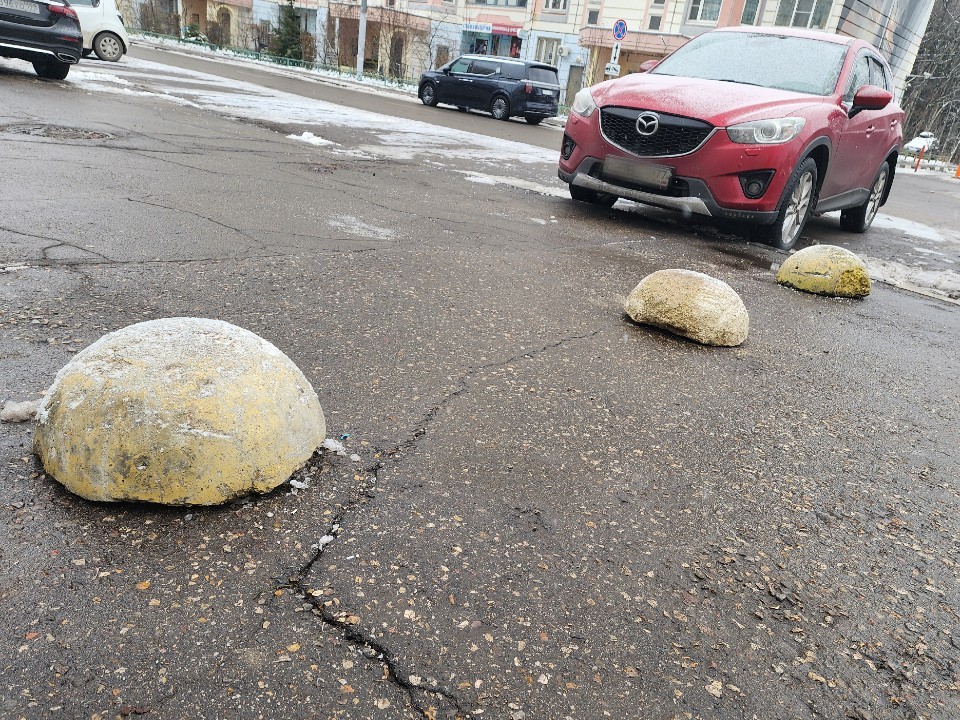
[{"left": 1, "top": 47, "right": 959, "bottom": 720}]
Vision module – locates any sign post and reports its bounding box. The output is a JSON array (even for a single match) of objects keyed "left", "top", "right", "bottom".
[{"left": 606, "top": 19, "right": 627, "bottom": 76}]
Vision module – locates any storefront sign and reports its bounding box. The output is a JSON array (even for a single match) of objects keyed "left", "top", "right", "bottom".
[
  {"left": 464, "top": 21, "right": 493, "bottom": 34},
  {"left": 492, "top": 23, "right": 520, "bottom": 36}
]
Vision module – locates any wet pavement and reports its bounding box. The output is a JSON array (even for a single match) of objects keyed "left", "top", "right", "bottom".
[{"left": 1, "top": 49, "right": 959, "bottom": 720}]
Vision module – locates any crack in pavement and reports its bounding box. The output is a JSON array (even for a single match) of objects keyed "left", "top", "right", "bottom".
[
  {"left": 125, "top": 197, "right": 268, "bottom": 250},
  {"left": 271, "top": 329, "right": 602, "bottom": 718}
]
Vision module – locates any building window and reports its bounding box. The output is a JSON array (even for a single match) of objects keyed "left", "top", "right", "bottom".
[
  {"left": 544, "top": 0, "right": 567, "bottom": 11},
  {"left": 741, "top": 0, "right": 759, "bottom": 24},
  {"left": 587, "top": 9, "right": 598, "bottom": 23},
  {"left": 648, "top": 14, "right": 661, "bottom": 30},
  {"left": 688, "top": 0, "right": 721, "bottom": 22},
  {"left": 652, "top": 0, "right": 663, "bottom": 4},
  {"left": 775, "top": 0, "right": 831, "bottom": 29},
  {"left": 535, "top": 37, "right": 560, "bottom": 63}
]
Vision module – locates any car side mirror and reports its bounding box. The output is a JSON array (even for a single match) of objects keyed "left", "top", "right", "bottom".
[
  {"left": 848, "top": 84, "right": 892, "bottom": 118},
  {"left": 442, "top": 68, "right": 450, "bottom": 75},
  {"left": 638, "top": 60, "right": 659, "bottom": 73}
]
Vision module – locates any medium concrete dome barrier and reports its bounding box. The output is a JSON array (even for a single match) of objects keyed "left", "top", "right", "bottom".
[
  {"left": 34, "top": 318, "right": 325, "bottom": 505},
  {"left": 776, "top": 245, "right": 871, "bottom": 298},
  {"left": 624, "top": 269, "right": 749, "bottom": 347}
]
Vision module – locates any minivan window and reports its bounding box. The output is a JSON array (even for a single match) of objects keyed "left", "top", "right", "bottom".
[
  {"left": 470, "top": 60, "right": 499, "bottom": 75},
  {"left": 528, "top": 67, "right": 559, "bottom": 84},
  {"left": 449, "top": 58, "right": 471, "bottom": 73},
  {"left": 500, "top": 64, "right": 525, "bottom": 80}
]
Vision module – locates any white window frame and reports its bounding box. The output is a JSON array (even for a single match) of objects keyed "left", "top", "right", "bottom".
[
  {"left": 777, "top": 0, "right": 831, "bottom": 29},
  {"left": 544, "top": 0, "right": 568, "bottom": 12},
  {"left": 535, "top": 36, "right": 560, "bottom": 63},
  {"left": 688, "top": 0, "right": 721, "bottom": 23}
]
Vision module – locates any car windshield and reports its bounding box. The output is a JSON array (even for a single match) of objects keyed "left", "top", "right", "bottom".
[{"left": 651, "top": 32, "right": 848, "bottom": 96}]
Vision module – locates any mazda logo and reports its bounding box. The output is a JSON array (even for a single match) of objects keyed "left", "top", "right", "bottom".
[{"left": 635, "top": 111, "right": 660, "bottom": 136}]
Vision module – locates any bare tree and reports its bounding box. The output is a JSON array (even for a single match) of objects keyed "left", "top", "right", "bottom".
[{"left": 900, "top": 0, "right": 960, "bottom": 161}]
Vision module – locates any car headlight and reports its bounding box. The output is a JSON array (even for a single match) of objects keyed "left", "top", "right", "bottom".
[
  {"left": 726, "top": 117, "right": 806, "bottom": 145},
  {"left": 570, "top": 88, "right": 598, "bottom": 118}
]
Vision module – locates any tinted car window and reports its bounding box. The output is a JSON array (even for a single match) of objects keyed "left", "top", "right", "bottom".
[
  {"left": 528, "top": 67, "right": 559, "bottom": 84},
  {"left": 469, "top": 59, "right": 499, "bottom": 76},
  {"left": 869, "top": 57, "right": 890, "bottom": 91},
  {"left": 500, "top": 63, "right": 525, "bottom": 80},
  {"left": 844, "top": 55, "right": 870, "bottom": 103},
  {"left": 651, "top": 32, "right": 847, "bottom": 95},
  {"left": 449, "top": 58, "right": 471, "bottom": 73}
]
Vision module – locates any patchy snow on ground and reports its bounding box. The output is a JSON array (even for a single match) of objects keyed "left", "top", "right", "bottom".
[
  {"left": 328, "top": 215, "right": 395, "bottom": 240},
  {"left": 287, "top": 131, "right": 336, "bottom": 147},
  {"left": 864, "top": 256, "right": 960, "bottom": 301},
  {"left": 871, "top": 213, "right": 945, "bottom": 243}
]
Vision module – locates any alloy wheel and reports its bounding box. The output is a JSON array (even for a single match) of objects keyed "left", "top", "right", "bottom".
[
  {"left": 866, "top": 167, "right": 887, "bottom": 226},
  {"left": 781, "top": 170, "right": 814, "bottom": 247}
]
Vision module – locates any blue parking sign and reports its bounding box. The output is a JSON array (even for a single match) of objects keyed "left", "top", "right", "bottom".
[{"left": 613, "top": 19, "right": 627, "bottom": 40}]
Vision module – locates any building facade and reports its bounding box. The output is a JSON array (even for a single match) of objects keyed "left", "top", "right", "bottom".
[{"left": 133, "top": 0, "right": 932, "bottom": 103}]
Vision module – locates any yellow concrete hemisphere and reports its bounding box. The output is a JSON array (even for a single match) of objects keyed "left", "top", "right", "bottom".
[
  {"left": 34, "top": 318, "right": 326, "bottom": 505},
  {"left": 624, "top": 269, "right": 749, "bottom": 347},
  {"left": 776, "top": 245, "right": 871, "bottom": 298}
]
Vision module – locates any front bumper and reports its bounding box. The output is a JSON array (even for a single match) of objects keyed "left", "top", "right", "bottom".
[
  {"left": 559, "top": 158, "right": 777, "bottom": 223},
  {"left": 559, "top": 110, "right": 800, "bottom": 224}
]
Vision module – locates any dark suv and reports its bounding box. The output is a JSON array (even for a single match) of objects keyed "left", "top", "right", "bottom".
[
  {"left": 0, "top": 0, "right": 82, "bottom": 79},
  {"left": 419, "top": 55, "right": 560, "bottom": 125}
]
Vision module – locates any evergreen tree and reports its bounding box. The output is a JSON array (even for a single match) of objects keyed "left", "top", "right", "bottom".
[{"left": 271, "top": 0, "right": 302, "bottom": 60}]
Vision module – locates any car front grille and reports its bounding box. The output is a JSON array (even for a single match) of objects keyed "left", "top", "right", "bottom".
[{"left": 600, "top": 107, "right": 714, "bottom": 157}]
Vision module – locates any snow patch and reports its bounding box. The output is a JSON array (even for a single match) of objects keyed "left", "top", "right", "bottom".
[
  {"left": 322, "top": 438, "right": 347, "bottom": 455},
  {"left": 863, "top": 256, "right": 960, "bottom": 300},
  {"left": 287, "top": 131, "right": 336, "bottom": 147},
  {"left": 871, "top": 214, "right": 944, "bottom": 242},
  {"left": 1, "top": 399, "right": 43, "bottom": 423},
  {"left": 328, "top": 215, "right": 395, "bottom": 240}
]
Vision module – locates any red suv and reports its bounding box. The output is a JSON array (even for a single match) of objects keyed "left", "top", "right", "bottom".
[{"left": 558, "top": 27, "right": 903, "bottom": 250}]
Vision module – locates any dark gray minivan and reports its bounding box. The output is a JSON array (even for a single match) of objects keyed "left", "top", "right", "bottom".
[{"left": 418, "top": 55, "right": 561, "bottom": 124}]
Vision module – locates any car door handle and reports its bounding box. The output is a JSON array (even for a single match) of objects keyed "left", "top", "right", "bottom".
[
  {"left": 460, "top": 78, "right": 473, "bottom": 82},
  {"left": 865, "top": 125, "right": 875, "bottom": 135}
]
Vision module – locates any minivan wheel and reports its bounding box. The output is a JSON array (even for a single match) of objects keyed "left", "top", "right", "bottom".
[
  {"left": 32, "top": 58, "right": 70, "bottom": 80},
  {"left": 839, "top": 162, "right": 889, "bottom": 233},
  {"left": 94, "top": 32, "right": 124, "bottom": 61},
  {"left": 490, "top": 95, "right": 510, "bottom": 121},
  {"left": 419, "top": 82, "right": 438, "bottom": 106},
  {"left": 752, "top": 158, "right": 818, "bottom": 251},
  {"left": 524, "top": 115, "right": 543, "bottom": 125},
  {"left": 81, "top": 49, "right": 92, "bottom": 58},
  {"left": 569, "top": 184, "right": 618, "bottom": 207}
]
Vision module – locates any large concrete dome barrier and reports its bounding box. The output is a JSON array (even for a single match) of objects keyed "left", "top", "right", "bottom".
[
  {"left": 776, "top": 245, "right": 871, "bottom": 298},
  {"left": 34, "top": 318, "right": 325, "bottom": 505},
  {"left": 624, "top": 269, "right": 749, "bottom": 347}
]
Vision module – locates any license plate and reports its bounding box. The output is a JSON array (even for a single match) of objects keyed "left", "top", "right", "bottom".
[
  {"left": 541, "top": 89, "right": 555, "bottom": 96},
  {"left": 0, "top": 0, "right": 40, "bottom": 13},
  {"left": 603, "top": 155, "right": 673, "bottom": 189}
]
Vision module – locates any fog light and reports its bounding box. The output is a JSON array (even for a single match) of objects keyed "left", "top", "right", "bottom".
[
  {"left": 739, "top": 170, "right": 775, "bottom": 199},
  {"left": 561, "top": 134, "right": 576, "bottom": 160}
]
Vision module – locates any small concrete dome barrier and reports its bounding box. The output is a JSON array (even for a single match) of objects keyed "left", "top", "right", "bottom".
[
  {"left": 624, "top": 269, "right": 749, "bottom": 347},
  {"left": 776, "top": 245, "right": 871, "bottom": 298},
  {"left": 34, "top": 318, "right": 325, "bottom": 505}
]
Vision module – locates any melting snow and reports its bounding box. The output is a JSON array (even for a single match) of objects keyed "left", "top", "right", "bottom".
[{"left": 287, "top": 131, "right": 336, "bottom": 146}]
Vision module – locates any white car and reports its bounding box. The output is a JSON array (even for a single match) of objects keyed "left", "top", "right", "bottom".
[
  {"left": 70, "top": 0, "right": 129, "bottom": 61},
  {"left": 903, "top": 131, "right": 939, "bottom": 155}
]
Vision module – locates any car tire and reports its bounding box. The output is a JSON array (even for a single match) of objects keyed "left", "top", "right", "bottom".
[
  {"left": 490, "top": 95, "right": 510, "bottom": 121},
  {"left": 32, "top": 59, "right": 71, "bottom": 80},
  {"left": 419, "top": 82, "right": 438, "bottom": 106},
  {"left": 524, "top": 115, "right": 543, "bottom": 125},
  {"left": 839, "top": 161, "right": 889, "bottom": 233},
  {"left": 81, "top": 49, "right": 92, "bottom": 58},
  {"left": 569, "top": 183, "right": 618, "bottom": 207},
  {"left": 752, "top": 157, "right": 818, "bottom": 251},
  {"left": 93, "top": 32, "right": 124, "bottom": 62}
]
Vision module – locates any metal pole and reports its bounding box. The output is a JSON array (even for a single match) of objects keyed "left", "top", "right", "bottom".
[{"left": 356, "top": 0, "right": 367, "bottom": 80}]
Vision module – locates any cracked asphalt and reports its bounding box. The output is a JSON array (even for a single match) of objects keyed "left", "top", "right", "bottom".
[{"left": 1, "top": 50, "right": 959, "bottom": 720}]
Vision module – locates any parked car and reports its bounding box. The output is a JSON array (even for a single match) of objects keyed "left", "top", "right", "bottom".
[
  {"left": 419, "top": 55, "right": 561, "bottom": 125},
  {"left": 559, "top": 26, "right": 903, "bottom": 250},
  {"left": 903, "top": 131, "right": 938, "bottom": 155},
  {"left": 0, "top": 0, "right": 82, "bottom": 79},
  {"left": 69, "top": 0, "right": 127, "bottom": 61}
]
